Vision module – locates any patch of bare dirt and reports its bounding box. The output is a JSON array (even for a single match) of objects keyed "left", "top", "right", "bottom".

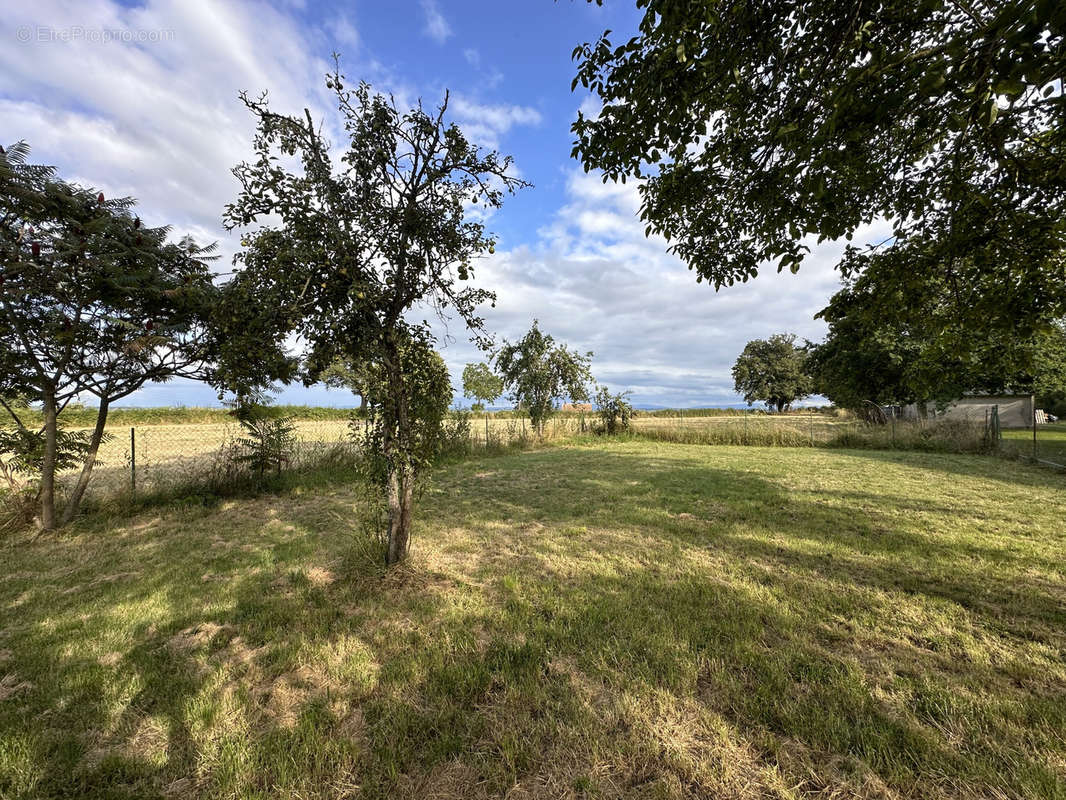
[
  {"left": 167, "top": 622, "right": 234, "bottom": 653},
  {"left": 0, "top": 672, "right": 33, "bottom": 700}
]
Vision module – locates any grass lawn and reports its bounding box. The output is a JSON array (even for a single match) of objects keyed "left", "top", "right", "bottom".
[
  {"left": 1002, "top": 422, "right": 1066, "bottom": 465},
  {"left": 1, "top": 441, "right": 1064, "bottom": 799}
]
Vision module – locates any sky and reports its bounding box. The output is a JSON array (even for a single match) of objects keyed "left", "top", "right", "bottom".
[{"left": 1, "top": 0, "right": 874, "bottom": 408}]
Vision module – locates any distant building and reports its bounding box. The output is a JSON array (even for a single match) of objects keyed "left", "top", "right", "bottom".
[
  {"left": 560, "top": 403, "right": 592, "bottom": 412},
  {"left": 901, "top": 394, "right": 1035, "bottom": 428}
]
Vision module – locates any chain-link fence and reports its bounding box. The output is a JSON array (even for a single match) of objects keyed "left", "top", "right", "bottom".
[
  {"left": 7, "top": 407, "right": 1062, "bottom": 509},
  {"left": 61, "top": 419, "right": 356, "bottom": 501}
]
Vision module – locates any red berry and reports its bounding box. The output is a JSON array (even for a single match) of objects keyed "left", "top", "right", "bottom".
[{"left": 97, "top": 192, "right": 105, "bottom": 205}]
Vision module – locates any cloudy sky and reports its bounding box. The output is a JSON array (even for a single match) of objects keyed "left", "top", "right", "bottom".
[{"left": 2, "top": 0, "right": 869, "bottom": 408}]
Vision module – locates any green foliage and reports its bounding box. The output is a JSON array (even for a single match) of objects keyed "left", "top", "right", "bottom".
[
  {"left": 594, "top": 386, "right": 633, "bottom": 434},
  {"left": 571, "top": 0, "right": 1066, "bottom": 359},
  {"left": 214, "top": 63, "right": 527, "bottom": 563},
  {"left": 811, "top": 255, "right": 1066, "bottom": 409},
  {"left": 494, "top": 321, "right": 593, "bottom": 434},
  {"left": 0, "top": 426, "right": 96, "bottom": 477},
  {"left": 232, "top": 405, "right": 298, "bottom": 479},
  {"left": 0, "top": 141, "right": 218, "bottom": 527},
  {"left": 732, "top": 334, "right": 811, "bottom": 412},
  {"left": 462, "top": 362, "right": 504, "bottom": 408},
  {"left": 356, "top": 336, "right": 454, "bottom": 488}
]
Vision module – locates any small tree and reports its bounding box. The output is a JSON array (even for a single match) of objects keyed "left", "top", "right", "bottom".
[
  {"left": 215, "top": 65, "right": 527, "bottom": 565},
  {"left": 319, "top": 356, "right": 371, "bottom": 415},
  {"left": 594, "top": 386, "right": 633, "bottom": 435},
  {"left": 462, "top": 361, "right": 503, "bottom": 442},
  {"left": 233, "top": 404, "right": 298, "bottom": 480},
  {"left": 0, "top": 142, "right": 217, "bottom": 528},
  {"left": 495, "top": 321, "right": 593, "bottom": 434},
  {"left": 732, "top": 334, "right": 811, "bottom": 412}
]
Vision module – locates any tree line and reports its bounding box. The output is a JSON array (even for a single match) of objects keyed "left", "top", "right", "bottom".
[{"left": 731, "top": 324, "right": 1066, "bottom": 416}]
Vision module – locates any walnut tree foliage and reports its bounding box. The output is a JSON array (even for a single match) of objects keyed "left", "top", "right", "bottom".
[
  {"left": 572, "top": 0, "right": 1066, "bottom": 365},
  {"left": 732, "top": 333, "right": 811, "bottom": 412},
  {"left": 810, "top": 240, "right": 1066, "bottom": 410},
  {"left": 0, "top": 142, "right": 217, "bottom": 528},
  {"left": 494, "top": 321, "right": 593, "bottom": 434},
  {"left": 215, "top": 64, "right": 527, "bottom": 564}
]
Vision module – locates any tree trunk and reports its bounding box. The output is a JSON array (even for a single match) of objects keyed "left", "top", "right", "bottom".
[
  {"left": 382, "top": 337, "right": 414, "bottom": 566},
  {"left": 39, "top": 391, "right": 58, "bottom": 531},
  {"left": 359, "top": 394, "right": 367, "bottom": 414},
  {"left": 385, "top": 462, "right": 414, "bottom": 565},
  {"left": 59, "top": 397, "right": 110, "bottom": 526}
]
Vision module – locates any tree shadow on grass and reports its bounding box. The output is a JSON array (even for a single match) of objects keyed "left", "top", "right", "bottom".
[
  {"left": 3, "top": 445, "right": 1065, "bottom": 798},
  {"left": 824, "top": 445, "right": 1066, "bottom": 489}
]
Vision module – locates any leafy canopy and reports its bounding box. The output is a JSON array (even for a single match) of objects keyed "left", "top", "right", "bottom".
[
  {"left": 572, "top": 1, "right": 1066, "bottom": 341},
  {"left": 811, "top": 245, "right": 1066, "bottom": 409},
  {"left": 462, "top": 361, "right": 504, "bottom": 409},
  {"left": 215, "top": 65, "right": 528, "bottom": 399},
  {"left": 0, "top": 141, "right": 218, "bottom": 413},
  {"left": 732, "top": 334, "right": 811, "bottom": 412},
  {"left": 495, "top": 321, "right": 593, "bottom": 433}
]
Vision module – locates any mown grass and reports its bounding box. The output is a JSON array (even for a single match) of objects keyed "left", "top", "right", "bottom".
[
  {"left": 1002, "top": 422, "right": 1066, "bottom": 465},
  {"left": 1, "top": 441, "right": 1064, "bottom": 799}
]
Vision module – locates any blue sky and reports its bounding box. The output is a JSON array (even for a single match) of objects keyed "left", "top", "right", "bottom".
[{"left": 1, "top": 1, "right": 874, "bottom": 408}]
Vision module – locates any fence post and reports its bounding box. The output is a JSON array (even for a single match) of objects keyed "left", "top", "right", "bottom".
[
  {"left": 130, "top": 427, "right": 136, "bottom": 496},
  {"left": 1033, "top": 395, "right": 1037, "bottom": 459}
]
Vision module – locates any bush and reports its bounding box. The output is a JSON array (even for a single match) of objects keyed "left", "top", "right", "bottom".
[
  {"left": 438, "top": 409, "right": 473, "bottom": 461},
  {"left": 594, "top": 387, "right": 633, "bottom": 435},
  {"left": 234, "top": 408, "right": 298, "bottom": 479}
]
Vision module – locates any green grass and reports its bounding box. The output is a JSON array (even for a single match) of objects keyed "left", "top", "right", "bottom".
[
  {"left": 1002, "top": 422, "right": 1066, "bottom": 465},
  {"left": 1, "top": 441, "right": 1064, "bottom": 798}
]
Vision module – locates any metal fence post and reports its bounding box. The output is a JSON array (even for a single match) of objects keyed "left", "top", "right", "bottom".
[
  {"left": 130, "top": 427, "right": 136, "bottom": 496},
  {"left": 1033, "top": 395, "right": 1037, "bottom": 459}
]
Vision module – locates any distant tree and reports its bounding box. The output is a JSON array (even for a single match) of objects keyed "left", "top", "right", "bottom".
[
  {"left": 0, "top": 142, "right": 217, "bottom": 529},
  {"left": 571, "top": 1, "right": 1066, "bottom": 358},
  {"left": 318, "top": 356, "right": 371, "bottom": 414},
  {"left": 214, "top": 65, "right": 527, "bottom": 565},
  {"left": 594, "top": 385, "right": 633, "bottom": 435},
  {"left": 732, "top": 334, "right": 811, "bottom": 412},
  {"left": 462, "top": 361, "right": 503, "bottom": 442},
  {"left": 495, "top": 321, "right": 592, "bottom": 434}
]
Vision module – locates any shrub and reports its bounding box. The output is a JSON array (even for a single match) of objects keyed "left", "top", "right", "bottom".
[
  {"left": 594, "top": 387, "right": 633, "bottom": 435},
  {"left": 233, "top": 407, "right": 298, "bottom": 479}
]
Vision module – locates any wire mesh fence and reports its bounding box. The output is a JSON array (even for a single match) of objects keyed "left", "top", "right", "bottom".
[
  {"left": 58, "top": 419, "right": 357, "bottom": 501},
  {"left": 4, "top": 407, "right": 1062, "bottom": 510}
]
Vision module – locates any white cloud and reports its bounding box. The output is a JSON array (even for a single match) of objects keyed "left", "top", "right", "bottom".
[
  {"left": 426, "top": 168, "right": 889, "bottom": 408},
  {"left": 420, "top": 0, "right": 452, "bottom": 44},
  {"left": 449, "top": 96, "right": 542, "bottom": 149},
  {"left": 331, "top": 13, "right": 360, "bottom": 49},
  {"left": 0, "top": 0, "right": 881, "bottom": 410},
  {"left": 463, "top": 48, "right": 480, "bottom": 67}
]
